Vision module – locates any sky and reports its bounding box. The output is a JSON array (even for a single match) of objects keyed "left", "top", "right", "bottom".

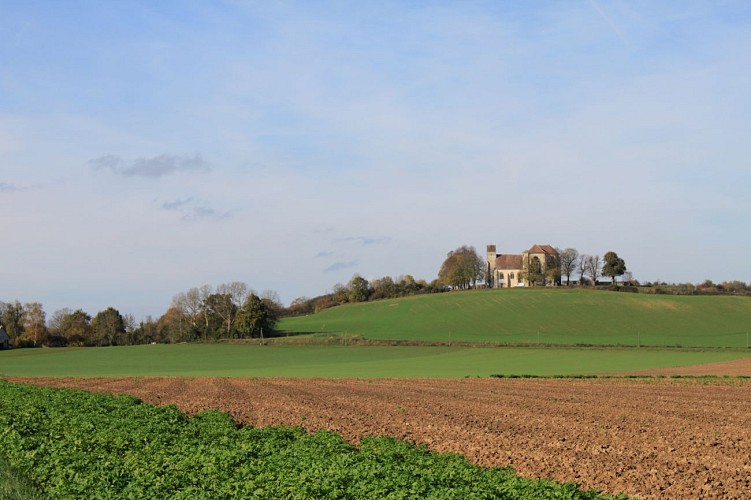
[{"left": 1, "top": 0, "right": 750, "bottom": 320}]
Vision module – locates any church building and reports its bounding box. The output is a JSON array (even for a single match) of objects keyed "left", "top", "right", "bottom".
[{"left": 486, "top": 244, "right": 561, "bottom": 288}]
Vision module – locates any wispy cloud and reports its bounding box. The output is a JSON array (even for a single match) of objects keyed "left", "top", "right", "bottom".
[
  {"left": 324, "top": 261, "right": 357, "bottom": 272},
  {"left": 336, "top": 236, "right": 390, "bottom": 246},
  {"left": 91, "top": 154, "right": 211, "bottom": 178},
  {"left": 161, "top": 197, "right": 194, "bottom": 210},
  {"left": 161, "top": 197, "right": 232, "bottom": 222},
  {"left": 315, "top": 251, "right": 335, "bottom": 258},
  {"left": 0, "top": 181, "right": 42, "bottom": 193}
]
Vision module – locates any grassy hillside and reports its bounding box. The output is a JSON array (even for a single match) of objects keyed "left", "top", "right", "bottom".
[
  {"left": 280, "top": 288, "right": 751, "bottom": 347},
  {"left": 1, "top": 344, "right": 748, "bottom": 377}
]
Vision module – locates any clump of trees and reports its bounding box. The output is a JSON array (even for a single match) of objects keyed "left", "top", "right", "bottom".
[
  {"left": 165, "top": 282, "right": 281, "bottom": 342},
  {"left": 286, "top": 274, "right": 446, "bottom": 317},
  {"left": 438, "top": 246, "right": 484, "bottom": 289}
]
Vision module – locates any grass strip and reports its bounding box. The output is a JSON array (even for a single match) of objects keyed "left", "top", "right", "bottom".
[
  {"left": 0, "top": 380, "right": 626, "bottom": 499},
  {"left": 0, "top": 454, "right": 45, "bottom": 500}
]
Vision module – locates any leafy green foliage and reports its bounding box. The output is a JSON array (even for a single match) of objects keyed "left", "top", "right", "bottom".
[
  {"left": 602, "top": 252, "right": 627, "bottom": 285},
  {"left": 0, "top": 381, "right": 621, "bottom": 499}
]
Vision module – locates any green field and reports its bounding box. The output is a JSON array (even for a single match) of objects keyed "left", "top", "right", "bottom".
[
  {"left": 280, "top": 288, "right": 751, "bottom": 347},
  {"left": 1, "top": 344, "right": 749, "bottom": 378}
]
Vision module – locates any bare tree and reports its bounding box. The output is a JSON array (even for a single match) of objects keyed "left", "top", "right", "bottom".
[
  {"left": 584, "top": 255, "right": 601, "bottom": 285},
  {"left": 558, "top": 248, "right": 579, "bottom": 286},
  {"left": 219, "top": 281, "right": 249, "bottom": 309},
  {"left": 577, "top": 254, "right": 588, "bottom": 285},
  {"left": 197, "top": 285, "right": 212, "bottom": 333}
]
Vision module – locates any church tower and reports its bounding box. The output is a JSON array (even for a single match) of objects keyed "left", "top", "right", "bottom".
[{"left": 486, "top": 245, "right": 497, "bottom": 288}]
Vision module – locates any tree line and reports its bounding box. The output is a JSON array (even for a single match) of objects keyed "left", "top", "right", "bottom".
[
  {"left": 285, "top": 274, "right": 448, "bottom": 316},
  {"left": 0, "top": 282, "right": 280, "bottom": 349}
]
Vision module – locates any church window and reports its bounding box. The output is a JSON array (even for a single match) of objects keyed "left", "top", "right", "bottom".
[{"left": 499, "top": 272, "right": 504, "bottom": 279}]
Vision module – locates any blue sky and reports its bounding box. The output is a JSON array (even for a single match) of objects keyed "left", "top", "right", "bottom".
[{"left": 2, "top": 1, "right": 750, "bottom": 319}]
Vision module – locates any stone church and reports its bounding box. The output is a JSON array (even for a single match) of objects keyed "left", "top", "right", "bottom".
[{"left": 486, "top": 244, "right": 560, "bottom": 288}]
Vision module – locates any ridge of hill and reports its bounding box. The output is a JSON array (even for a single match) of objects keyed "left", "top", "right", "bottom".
[{"left": 279, "top": 288, "right": 751, "bottom": 347}]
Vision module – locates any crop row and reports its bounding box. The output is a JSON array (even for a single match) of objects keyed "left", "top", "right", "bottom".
[{"left": 0, "top": 380, "right": 622, "bottom": 499}]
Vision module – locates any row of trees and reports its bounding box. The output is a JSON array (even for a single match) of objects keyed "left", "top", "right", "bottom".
[
  {"left": 286, "top": 274, "right": 447, "bottom": 316},
  {"left": 0, "top": 282, "right": 280, "bottom": 348},
  {"left": 0, "top": 301, "right": 135, "bottom": 348},
  {"left": 559, "top": 249, "right": 629, "bottom": 286}
]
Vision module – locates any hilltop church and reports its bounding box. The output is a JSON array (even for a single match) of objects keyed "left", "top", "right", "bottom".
[{"left": 486, "top": 244, "right": 561, "bottom": 288}]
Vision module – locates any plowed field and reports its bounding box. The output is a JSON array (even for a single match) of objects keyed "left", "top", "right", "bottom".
[{"left": 11, "top": 376, "right": 751, "bottom": 498}]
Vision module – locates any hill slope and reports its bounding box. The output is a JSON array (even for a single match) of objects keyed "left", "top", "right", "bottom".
[{"left": 279, "top": 288, "right": 751, "bottom": 347}]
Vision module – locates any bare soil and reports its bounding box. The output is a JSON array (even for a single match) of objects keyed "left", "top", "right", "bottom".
[
  {"left": 9, "top": 376, "right": 751, "bottom": 499},
  {"left": 620, "top": 356, "right": 751, "bottom": 376}
]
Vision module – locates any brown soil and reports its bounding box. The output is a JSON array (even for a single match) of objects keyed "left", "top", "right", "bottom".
[
  {"left": 621, "top": 356, "right": 751, "bottom": 376},
  {"left": 9, "top": 376, "right": 751, "bottom": 499}
]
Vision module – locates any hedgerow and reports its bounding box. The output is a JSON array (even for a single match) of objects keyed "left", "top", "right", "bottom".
[{"left": 0, "top": 380, "right": 624, "bottom": 499}]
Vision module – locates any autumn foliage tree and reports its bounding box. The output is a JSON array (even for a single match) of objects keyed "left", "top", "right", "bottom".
[{"left": 438, "top": 246, "right": 484, "bottom": 290}]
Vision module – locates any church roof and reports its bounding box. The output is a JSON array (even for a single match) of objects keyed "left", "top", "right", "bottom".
[
  {"left": 527, "top": 244, "right": 558, "bottom": 255},
  {"left": 495, "top": 254, "right": 523, "bottom": 270}
]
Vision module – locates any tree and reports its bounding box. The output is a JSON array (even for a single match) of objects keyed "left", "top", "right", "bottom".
[
  {"left": 22, "top": 302, "right": 47, "bottom": 346},
  {"left": 213, "top": 290, "right": 238, "bottom": 337},
  {"left": 0, "top": 301, "right": 24, "bottom": 346},
  {"left": 260, "top": 290, "right": 284, "bottom": 320},
  {"left": 204, "top": 293, "right": 236, "bottom": 339},
  {"left": 371, "top": 276, "right": 396, "bottom": 300},
  {"left": 584, "top": 255, "right": 601, "bottom": 285},
  {"left": 91, "top": 307, "right": 126, "bottom": 346},
  {"left": 157, "top": 306, "right": 191, "bottom": 343},
  {"left": 522, "top": 256, "right": 544, "bottom": 286},
  {"left": 602, "top": 251, "right": 627, "bottom": 286},
  {"left": 546, "top": 264, "right": 561, "bottom": 286},
  {"left": 438, "top": 246, "right": 484, "bottom": 290},
  {"left": 348, "top": 275, "right": 372, "bottom": 303},
  {"left": 235, "top": 293, "right": 277, "bottom": 339},
  {"left": 577, "top": 254, "right": 588, "bottom": 285},
  {"left": 49, "top": 309, "right": 92, "bottom": 346},
  {"left": 558, "top": 248, "right": 579, "bottom": 286}
]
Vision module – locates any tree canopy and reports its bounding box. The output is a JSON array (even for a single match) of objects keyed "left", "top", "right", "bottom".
[
  {"left": 602, "top": 251, "right": 627, "bottom": 285},
  {"left": 438, "top": 246, "right": 484, "bottom": 290}
]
